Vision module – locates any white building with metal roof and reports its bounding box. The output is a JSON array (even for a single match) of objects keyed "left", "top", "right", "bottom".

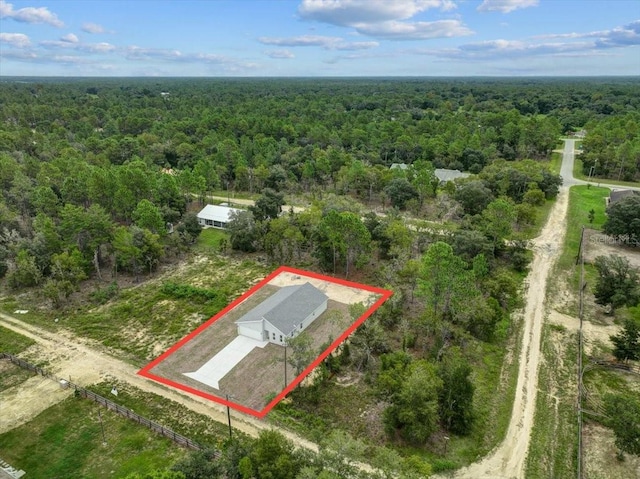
[
  {"left": 235, "top": 282, "right": 328, "bottom": 345},
  {"left": 196, "top": 204, "right": 243, "bottom": 229}
]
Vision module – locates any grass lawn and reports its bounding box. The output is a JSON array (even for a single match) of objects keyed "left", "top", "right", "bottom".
[
  {"left": 196, "top": 227, "right": 229, "bottom": 253},
  {"left": 88, "top": 381, "right": 236, "bottom": 446},
  {"left": 0, "top": 394, "right": 188, "bottom": 478},
  {"left": 557, "top": 185, "right": 609, "bottom": 274},
  {"left": 0, "top": 326, "right": 35, "bottom": 354}
]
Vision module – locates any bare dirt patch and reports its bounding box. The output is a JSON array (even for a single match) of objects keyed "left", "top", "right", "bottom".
[
  {"left": 548, "top": 310, "right": 620, "bottom": 357},
  {"left": 583, "top": 228, "right": 640, "bottom": 269},
  {"left": 583, "top": 422, "right": 640, "bottom": 479},
  {"left": 0, "top": 367, "right": 71, "bottom": 434}
]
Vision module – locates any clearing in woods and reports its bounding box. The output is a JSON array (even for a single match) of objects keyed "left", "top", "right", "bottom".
[{"left": 138, "top": 266, "right": 392, "bottom": 417}]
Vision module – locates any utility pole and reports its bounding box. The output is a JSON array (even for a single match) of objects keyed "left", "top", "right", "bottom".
[
  {"left": 225, "top": 394, "right": 233, "bottom": 440},
  {"left": 284, "top": 345, "right": 288, "bottom": 388}
]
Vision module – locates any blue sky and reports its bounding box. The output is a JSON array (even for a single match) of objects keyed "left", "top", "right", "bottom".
[{"left": 0, "top": 0, "right": 638, "bottom": 76}]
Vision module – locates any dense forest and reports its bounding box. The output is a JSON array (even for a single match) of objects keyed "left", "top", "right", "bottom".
[{"left": 0, "top": 77, "right": 638, "bottom": 477}]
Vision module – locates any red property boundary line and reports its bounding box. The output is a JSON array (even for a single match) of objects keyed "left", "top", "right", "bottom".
[{"left": 138, "top": 266, "right": 393, "bottom": 418}]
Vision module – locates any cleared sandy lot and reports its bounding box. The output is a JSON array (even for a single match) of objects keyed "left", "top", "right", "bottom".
[{"left": 144, "top": 270, "right": 382, "bottom": 414}]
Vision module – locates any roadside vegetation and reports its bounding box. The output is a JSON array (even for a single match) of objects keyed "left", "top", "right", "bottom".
[
  {"left": 1, "top": 77, "right": 638, "bottom": 477},
  {"left": 529, "top": 183, "right": 640, "bottom": 478}
]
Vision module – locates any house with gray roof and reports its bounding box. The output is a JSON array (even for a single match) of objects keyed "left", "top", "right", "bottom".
[
  {"left": 606, "top": 189, "right": 640, "bottom": 207},
  {"left": 235, "top": 282, "right": 328, "bottom": 345},
  {"left": 434, "top": 168, "right": 471, "bottom": 183}
]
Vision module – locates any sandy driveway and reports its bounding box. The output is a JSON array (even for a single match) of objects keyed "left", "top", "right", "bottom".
[{"left": 0, "top": 312, "right": 318, "bottom": 451}]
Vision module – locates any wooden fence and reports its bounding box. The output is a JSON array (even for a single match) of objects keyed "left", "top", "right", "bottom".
[{"left": 1, "top": 352, "right": 209, "bottom": 452}]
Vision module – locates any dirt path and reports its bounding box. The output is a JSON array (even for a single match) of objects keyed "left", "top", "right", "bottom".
[
  {"left": 450, "top": 185, "right": 570, "bottom": 478},
  {"left": 0, "top": 312, "right": 319, "bottom": 452}
]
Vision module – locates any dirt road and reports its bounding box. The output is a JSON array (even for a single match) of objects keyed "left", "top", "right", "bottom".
[
  {"left": 448, "top": 156, "right": 571, "bottom": 479},
  {"left": 0, "top": 312, "right": 318, "bottom": 451}
]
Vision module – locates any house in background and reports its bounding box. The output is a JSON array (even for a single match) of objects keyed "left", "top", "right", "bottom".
[
  {"left": 196, "top": 204, "right": 243, "bottom": 229},
  {"left": 235, "top": 282, "right": 328, "bottom": 345},
  {"left": 390, "top": 163, "right": 409, "bottom": 171},
  {"left": 606, "top": 189, "right": 640, "bottom": 208},
  {"left": 434, "top": 168, "right": 471, "bottom": 183}
]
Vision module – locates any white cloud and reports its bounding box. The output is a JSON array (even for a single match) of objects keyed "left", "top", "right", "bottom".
[
  {"left": 40, "top": 39, "right": 116, "bottom": 53},
  {"left": 61, "top": 33, "right": 79, "bottom": 43},
  {"left": 82, "top": 22, "right": 106, "bottom": 34},
  {"left": 0, "top": 32, "right": 31, "bottom": 48},
  {"left": 0, "top": 0, "right": 63, "bottom": 27},
  {"left": 534, "top": 20, "right": 640, "bottom": 47},
  {"left": 123, "top": 46, "right": 258, "bottom": 71},
  {"left": 259, "top": 34, "right": 378, "bottom": 50},
  {"left": 298, "top": 0, "right": 466, "bottom": 40},
  {"left": 299, "top": 0, "right": 456, "bottom": 25},
  {"left": 477, "top": 0, "right": 538, "bottom": 13},
  {"left": 415, "top": 20, "right": 640, "bottom": 61},
  {"left": 52, "top": 55, "right": 91, "bottom": 64},
  {"left": 265, "top": 49, "right": 295, "bottom": 59},
  {"left": 354, "top": 19, "right": 472, "bottom": 39}
]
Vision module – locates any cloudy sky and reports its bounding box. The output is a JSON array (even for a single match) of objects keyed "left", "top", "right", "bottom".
[{"left": 0, "top": 0, "right": 638, "bottom": 76}]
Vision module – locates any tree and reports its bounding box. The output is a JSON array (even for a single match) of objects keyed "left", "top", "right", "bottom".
[
  {"left": 604, "top": 393, "right": 640, "bottom": 456},
  {"left": 315, "top": 210, "right": 371, "bottom": 278},
  {"left": 176, "top": 212, "right": 202, "bottom": 244},
  {"left": 286, "top": 331, "right": 314, "bottom": 376},
  {"left": 42, "top": 249, "right": 87, "bottom": 307},
  {"left": 610, "top": 315, "right": 640, "bottom": 363},
  {"left": 603, "top": 195, "right": 640, "bottom": 245},
  {"left": 410, "top": 160, "right": 438, "bottom": 206},
  {"left": 172, "top": 449, "right": 221, "bottom": 479},
  {"left": 133, "top": 199, "right": 166, "bottom": 236},
  {"left": 248, "top": 430, "right": 300, "bottom": 479},
  {"left": 226, "top": 210, "right": 261, "bottom": 252},
  {"left": 384, "top": 178, "right": 418, "bottom": 210},
  {"left": 59, "top": 203, "right": 114, "bottom": 279},
  {"left": 348, "top": 318, "right": 388, "bottom": 372},
  {"left": 249, "top": 188, "right": 285, "bottom": 222},
  {"left": 264, "top": 216, "right": 304, "bottom": 265},
  {"left": 113, "top": 226, "right": 163, "bottom": 281},
  {"left": 384, "top": 360, "right": 443, "bottom": 444},
  {"left": 7, "top": 250, "right": 42, "bottom": 289},
  {"left": 418, "top": 242, "right": 466, "bottom": 320},
  {"left": 438, "top": 347, "right": 474, "bottom": 435},
  {"left": 593, "top": 254, "right": 640, "bottom": 311},
  {"left": 454, "top": 180, "right": 494, "bottom": 216},
  {"left": 482, "top": 197, "right": 516, "bottom": 250}
]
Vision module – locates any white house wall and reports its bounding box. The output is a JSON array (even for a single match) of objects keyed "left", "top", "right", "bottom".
[{"left": 263, "top": 299, "right": 328, "bottom": 345}]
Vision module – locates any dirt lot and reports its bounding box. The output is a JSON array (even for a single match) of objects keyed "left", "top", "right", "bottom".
[
  {"left": 147, "top": 274, "right": 379, "bottom": 413},
  {"left": 583, "top": 228, "right": 640, "bottom": 269},
  {"left": 583, "top": 423, "right": 640, "bottom": 479}
]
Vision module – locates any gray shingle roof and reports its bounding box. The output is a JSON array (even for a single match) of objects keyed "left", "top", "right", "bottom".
[
  {"left": 609, "top": 189, "right": 639, "bottom": 205},
  {"left": 236, "top": 282, "right": 328, "bottom": 336}
]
